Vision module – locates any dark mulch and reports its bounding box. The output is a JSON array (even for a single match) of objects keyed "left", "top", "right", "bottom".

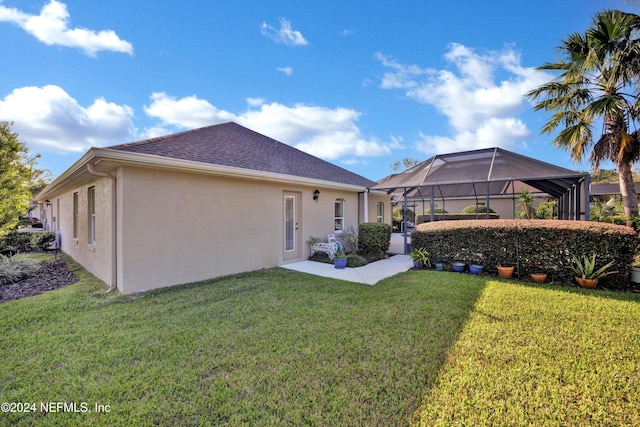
[{"left": 0, "top": 260, "right": 79, "bottom": 304}]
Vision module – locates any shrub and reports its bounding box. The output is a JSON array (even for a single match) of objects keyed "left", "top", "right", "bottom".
[
  {"left": 346, "top": 254, "right": 368, "bottom": 268},
  {"left": 338, "top": 226, "right": 358, "bottom": 254},
  {"left": 0, "top": 254, "right": 38, "bottom": 285},
  {"left": 536, "top": 200, "right": 557, "bottom": 219},
  {"left": 392, "top": 207, "right": 415, "bottom": 222},
  {"left": 411, "top": 219, "right": 638, "bottom": 290},
  {"left": 30, "top": 231, "right": 56, "bottom": 251},
  {"left": 0, "top": 231, "right": 56, "bottom": 254},
  {"left": 358, "top": 222, "right": 392, "bottom": 260},
  {"left": 461, "top": 204, "right": 496, "bottom": 214},
  {"left": 0, "top": 231, "right": 33, "bottom": 254}
]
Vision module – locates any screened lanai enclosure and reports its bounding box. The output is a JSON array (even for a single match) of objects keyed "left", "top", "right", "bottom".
[{"left": 372, "top": 147, "right": 590, "bottom": 251}]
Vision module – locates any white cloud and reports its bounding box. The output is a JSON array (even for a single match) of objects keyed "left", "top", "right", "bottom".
[
  {"left": 416, "top": 117, "right": 531, "bottom": 154},
  {"left": 143, "top": 92, "right": 235, "bottom": 129},
  {"left": 277, "top": 66, "right": 293, "bottom": 76},
  {"left": 0, "top": 0, "right": 133, "bottom": 56},
  {"left": 260, "top": 18, "right": 308, "bottom": 46},
  {"left": 0, "top": 85, "right": 135, "bottom": 152},
  {"left": 246, "top": 97, "right": 265, "bottom": 107},
  {"left": 143, "top": 92, "right": 398, "bottom": 160},
  {"left": 377, "top": 43, "right": 551, "bottom": 153}
]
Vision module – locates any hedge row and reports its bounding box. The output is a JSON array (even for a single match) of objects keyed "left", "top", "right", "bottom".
[
  {"left": 411, "top": 219, "right": 638, "bottom": 290},
  {"left": 0, "top": 231, "right": 57, "bottom": 255}
]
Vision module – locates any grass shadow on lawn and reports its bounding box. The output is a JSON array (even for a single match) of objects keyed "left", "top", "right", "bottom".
[
  {"left": 414, "top": 277, "right": 640, "bottom": 427},
  {"left": 0, "top": 259, "right": 487, "bottom": 426}
]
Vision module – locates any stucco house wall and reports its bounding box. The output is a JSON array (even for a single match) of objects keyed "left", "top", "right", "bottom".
[
  {"left": 40, "top": 176, "right": 115, "bottom": 287},
  {"left": 35, "top": 122, "right": 391, "bottom": 294},
  {"left": 115, "top": 166, "right": 369, "bottom": 292}
]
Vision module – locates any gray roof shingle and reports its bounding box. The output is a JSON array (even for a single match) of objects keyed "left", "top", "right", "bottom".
[{"left": 108, "top": 122, "right": 375, "bottom": 187}]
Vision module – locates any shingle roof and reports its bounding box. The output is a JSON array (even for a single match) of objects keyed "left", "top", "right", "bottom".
[{"left": 107, "top": 122, "right": 375, "bottom": 187}]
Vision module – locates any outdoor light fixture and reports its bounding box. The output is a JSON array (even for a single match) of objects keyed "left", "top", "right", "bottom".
[
  {"left": 45, "top": 199, "right": 51, "bottom": 207},
  {"left": 313, "top": 189, "right": 320, "bottom": 202}
]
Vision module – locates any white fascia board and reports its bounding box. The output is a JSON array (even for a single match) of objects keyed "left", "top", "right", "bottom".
[{"left": 37, "top": 148, "right": 370, "bottom": 201}]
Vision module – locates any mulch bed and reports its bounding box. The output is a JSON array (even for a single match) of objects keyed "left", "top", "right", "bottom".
[{"left": 0, "top": 260, "right": 79, "bottom": 304}]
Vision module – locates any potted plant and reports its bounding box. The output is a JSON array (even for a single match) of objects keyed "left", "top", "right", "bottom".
[
  {"left": 469, "top": 264, "right": 484, "bottom": 275},
  {"left": 409, "top": 247, "right": 431, "bottom": 269},
  {"left": 568, "top": 253, "right": 617, "bottom": 289},
  {"left": 333, "top": 251, "right": 347, "bottom": 269},
  {"left": 452, "top": 261, "right": 466, "bottom": 273},
  {"left": 497, "top": 264, "right": 514, "bottom": 279},
  {"left": 435, "top": 261, "right": 444, "bottom": 271},
  {"left": 530, "top": 272, "right": 547, "bottom": 283}
]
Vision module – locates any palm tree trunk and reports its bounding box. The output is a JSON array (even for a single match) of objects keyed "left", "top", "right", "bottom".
[{"left": 618, "top": 161, "right": 638, "bottom": 220}]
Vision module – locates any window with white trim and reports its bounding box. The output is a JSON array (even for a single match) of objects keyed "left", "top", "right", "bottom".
[
  {"left": 334, "top": 199, "right": 345, "bottom": 232},
  {"left": 88, "top": 186, "right": 96, "bottom": 245},
  {"left": 73, "top": 192, "right": 79, "bottom": 239},
  {"left": 376, "top": 202, "right": 384, "bottom": 223}
]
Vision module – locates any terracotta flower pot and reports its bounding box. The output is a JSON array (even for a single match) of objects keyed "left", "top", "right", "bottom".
[
  {"left": 576, "top": 277, "right": 598, "bottom": 289},
  {"left": 497, "top": 265, "right": 514, "bottom": 279},
  {"left": 530, "top": 273, "right": 547, "bottom": 283}
]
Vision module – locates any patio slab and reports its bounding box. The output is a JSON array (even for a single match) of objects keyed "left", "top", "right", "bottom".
[{"left": 281, "top": 254, "right": 413, "bottom": 285}]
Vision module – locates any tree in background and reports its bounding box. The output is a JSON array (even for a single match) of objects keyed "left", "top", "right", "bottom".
[
  {"left": 517, "top": 189, "right": 536, "bottom": 219},
  {"left": 0, "top": 122, "right": 45, "bottom": 234},
  {"left": 526, "top": 10, "right": 640, "bottom": 219},
  {"left": 390, "top": 157, "right": 421, "bottom": 172}
]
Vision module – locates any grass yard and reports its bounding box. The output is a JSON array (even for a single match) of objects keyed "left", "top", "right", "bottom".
[{"left": 0, "top": 254, "right": 639, "bottom": 426}]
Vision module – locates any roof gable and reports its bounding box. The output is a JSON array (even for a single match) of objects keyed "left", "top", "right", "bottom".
[{"left": 107, "top": 122, "right": 375, "bottom": 188}]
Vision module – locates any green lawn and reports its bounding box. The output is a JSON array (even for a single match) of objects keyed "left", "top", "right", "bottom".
[{"left": 1, "top": 255, "right": 639, "bottom": 426}]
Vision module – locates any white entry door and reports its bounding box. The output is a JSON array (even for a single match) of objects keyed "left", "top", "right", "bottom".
[{"left": 283, "top": 191, "right": 301, "bottom": 261}]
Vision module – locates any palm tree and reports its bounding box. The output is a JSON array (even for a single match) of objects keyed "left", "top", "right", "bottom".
[{"left": 526, "top": 10, "right": 640, "bottom": 219}]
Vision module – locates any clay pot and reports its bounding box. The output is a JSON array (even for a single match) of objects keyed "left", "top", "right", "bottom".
[
  {"left": 576, "top": 277, "right": 597, "bottom": 289},
  {"left": 530, "top": 273, "right": 547, "bottom": 283},
  {"left": 497, "top": 265, "right": 514, "bottom": 279}
]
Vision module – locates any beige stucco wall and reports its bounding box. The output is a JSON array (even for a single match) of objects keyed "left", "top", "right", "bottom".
[
  {"left": 41, "top": 176, "right": 115, "bottom": 288},
  {"left": 115, "top": 166, "right": 377, "bottom": 293}
]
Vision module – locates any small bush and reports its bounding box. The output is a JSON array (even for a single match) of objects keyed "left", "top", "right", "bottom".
[
  {"left": 346, "top": 254, "right": 368, "bottom": 268},
  {"left": 392, "top": 207, "right": 415, "bottom": 222},
  {"left": 30, "top": 232, "right": 56, "bottom": 251},
  {"left": 0, "top": 231, "right": 56, "bottom": 254},
  {"left": 358, "top": 222, "right": 392, "bottom": 260},
  {"left": 0, "top": 254, "right": 39, "bottom": 285},
  {"left": 461, "top": 204, "right": 496, "bottom": 214},
  {"left": 0, "top": 231, "right": 33, "bottom": 254}
]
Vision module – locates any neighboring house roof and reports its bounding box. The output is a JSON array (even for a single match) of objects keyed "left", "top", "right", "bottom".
[
  {"left": 37, "top": 122, "right": 376, "bottom": 200},
  {"left": 108, "top": 122, "right": 376, "bottom": 188},
  {"left": 590, "top": 182, "right": 640, "bottom": 196}
]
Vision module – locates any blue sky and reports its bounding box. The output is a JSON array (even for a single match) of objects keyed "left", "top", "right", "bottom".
[{"left": 0, "top": 0, "right": 632, "bottom": 181}]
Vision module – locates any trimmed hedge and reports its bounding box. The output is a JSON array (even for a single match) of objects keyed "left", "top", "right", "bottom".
[
  {"left": 460, "top": 204, "right": 496, "bottom": 214},
  {"left": 358, "top": 222, "right": 392, "bottom": 259},
  {"left": 0, "top": 231, "right": 56, "bottom": 254},
  {"left": 411, "top": 219, "right": 638, "bottom": 290}
]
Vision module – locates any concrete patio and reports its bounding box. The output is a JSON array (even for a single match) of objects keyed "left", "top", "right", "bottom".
[{"left": 281, "top": 233, "right": 414, "bottom": 285}]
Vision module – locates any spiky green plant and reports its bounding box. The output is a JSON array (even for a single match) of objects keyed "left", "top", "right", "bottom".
[{"left": 568, "top": 253, "right": 617, "bottom": 279}]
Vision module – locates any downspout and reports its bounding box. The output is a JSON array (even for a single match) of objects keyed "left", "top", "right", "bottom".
[
  {"left": 364, "top": 188, "right": 369, "bottom": 223},
  {"left": 87, "top": 163, "right": 117, "bottom": 293}
]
